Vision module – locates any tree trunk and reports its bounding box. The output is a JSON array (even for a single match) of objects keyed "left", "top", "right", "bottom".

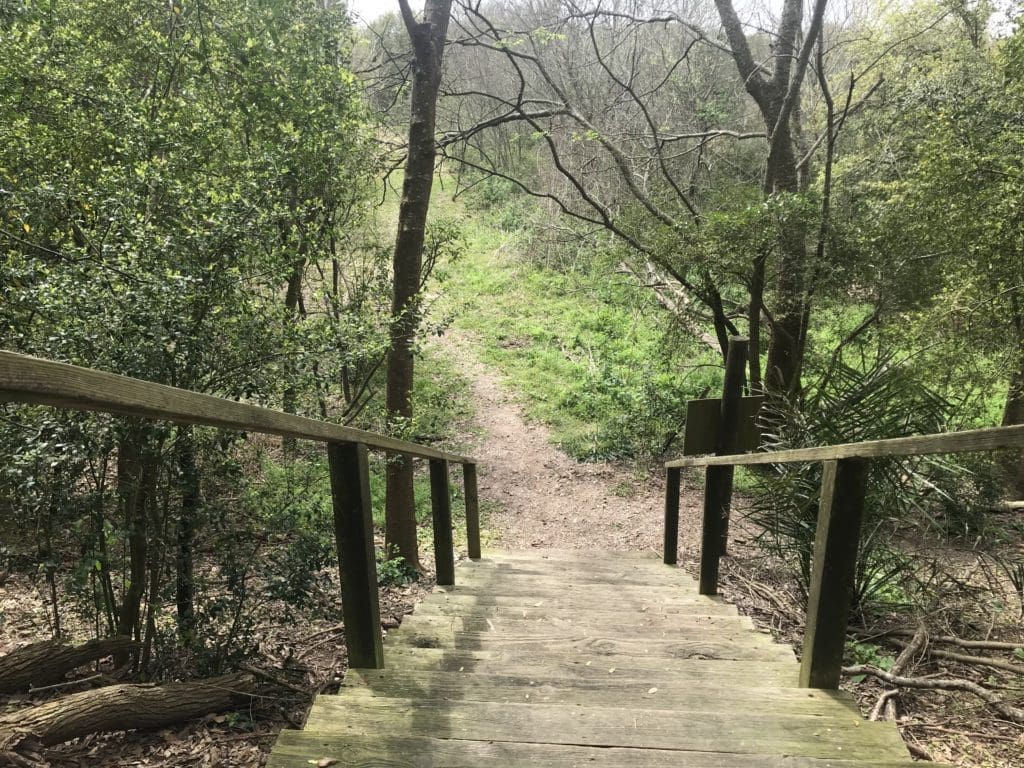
[
  {"left": 175, "top": 425, "right": 199, "bottom": 643},
  {"left": 0, "top": 637, "right": 138, "bottom": 694},
  {"left": 114, "top": 429, "right": 157, "bottom": 666},
  {"left": 1002, "top": 316, "right": 1024, "bottom": 499},
  {"left": 385, "top": 0, "right": 454, "bottom": 568},
  {"left": 0, "top": 673, "right": 255, "bottom": 750},
  {"left": 714, "top": 0, "right": 825, "bottom": 398}
]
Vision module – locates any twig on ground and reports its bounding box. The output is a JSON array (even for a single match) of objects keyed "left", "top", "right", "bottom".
[
  {"left": 870, "top": 623, "right": 928, "bottom": 721},
  {"left": 296, "top": 625, "right": 345, "bottom": 661},
  {"left": 888, "top": 639, "right": 1024, "bottom": 675},
  {"left": 884, "top": 630, "right": 1022, "bottom": 652},
  {"left": 238, "top": 665, "right": 309, "bottom": 697},
  {"left": 843, "top": 664, "right": 1024, "bottom": 724},
  {"left": 912, "top": 723, "right": 1022, "bottom": 742}
]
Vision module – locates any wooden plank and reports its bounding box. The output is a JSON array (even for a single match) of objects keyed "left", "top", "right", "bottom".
[
  {"left": 462, "top": 463, "right": 481, "bottom": 559},
  {"left": 699, "top": 336, "right": 746, "bottom": 595},
  {"left": 383, "top": 629, "right": 794, "bottom": 662},
  {"left": 0, "top": 350, "right": 470, "bottom": 463},
  {"left": 342, "top": 668, "right": 860, "bottom": 714},
  {"left": 268, "top": 731, "right": 914, "bottom": 768},
  {"left": 364, "top": 646, "right": 801, "bottom": 684},
  {"left": 427, "top": 590, "right": 738, "bottom": 613},
  {"left": 667, "top": 422, "right": 1024, "bottom": 468},
  {"left": 459, "top": 559, "right": 691, "bottom": 579},
  {"left": 401, "top": 611, "right": 756, "bottom": 634},
  {"left": 417, "top": 593, "right": 740, "bottom": 615},
  {"left": 451, "top": 568, "right": 700, "bottom": 589},
  {"left": 429, "top": 459, "right": 455, "bottom": 586},
  {"left": 663, "top": 466, "right": 681, "bottom": 564},
  {"left": 433, "top": 582, "right": 703, "bottom": 599},
  {"left": 327, "top": 442, "right": 383, "bottom": 669},
  {"left": 482, "top": 548, "right": 659, "bottom": 561},
  {"left": 303, "top": 697, "right": 910, "bottom": 760},
  {"left": 800, "top": 459, "right": 869, "bottom": 689},
  {"left": 683, "top": 396, "right": 763, "bottom": 456}
]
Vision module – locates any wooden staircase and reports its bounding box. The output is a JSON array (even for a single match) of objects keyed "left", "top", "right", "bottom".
[{"left": 267, "top": 550, "right": 915, "bottom": 767}]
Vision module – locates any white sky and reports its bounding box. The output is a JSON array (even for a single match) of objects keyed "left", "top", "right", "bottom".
[{"left": 348, "top": 0, "right": 401, "bottom": 23}]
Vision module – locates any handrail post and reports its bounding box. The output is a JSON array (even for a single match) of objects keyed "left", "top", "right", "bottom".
[
  {"left": 327, "top": 441, "right": 384, "bottom": 669},
  {"left": 800, "top": 458, "right": 869, "bottom": 688},
  {"left": 663, "top": 467, "right": 681, "bottom": 565},
  {"left": 430, "top": 458, "right": 455, "bottom": 585},
  {"left": 463, "top": 463, "right": 481, "bottom": 560},
  {"left": 699, "top": 336, "right": 747, "bottom": 594}
]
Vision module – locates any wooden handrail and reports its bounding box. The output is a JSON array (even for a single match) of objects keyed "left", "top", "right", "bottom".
[
  {"left": 0, "top": 350, "right": 470, "bottom": 464},
  {"left": 662, "top": 366, "right": 1024, "bottom": 691},
  {"left": 0, "top": 348, "right": 484, "bottom": 671},
  {"left": 666, "top": 423, "right": 1024, "bottom": 468}
]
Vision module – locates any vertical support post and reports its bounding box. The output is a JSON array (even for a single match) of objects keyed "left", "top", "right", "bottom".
[
  {"left": 663, "top": 467, "right": 681, "bottom": 565},
  {"left": 430, "top": 458, "right": 455, "bottom": 585},
  {"left": 716, "top": 336, "right": 747, "bottom": 552},
  {"left": 463, "top": 463, "right": 481, "bottom": 560},
  {"left": 327, "top": 441, "right": 384, "bottom": 669},
  {"left": 799, "top": 458, "right": 869, "bottom": 689},
  {"left": 699, "top": 336, "right": 747, "bottom": 595}
]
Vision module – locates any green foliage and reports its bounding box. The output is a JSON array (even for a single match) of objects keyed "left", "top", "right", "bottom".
[
  {"left": 376, "top": 554, "right": 418, "bottom": 586},
  {"left": 845, "top": 640, "right": 896, "bottom": 682},
  {"left": 440, "top": 214, "right": 718, "bottom": 460},
  {"left": 0, "top": 0, "right": 396, "bottom": 677},
  {"left": 748, "top": 353, "right": 1001, "bottom": 608}
]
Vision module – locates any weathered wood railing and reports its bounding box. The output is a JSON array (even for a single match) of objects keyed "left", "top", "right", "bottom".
[
  {"left": 663, "top": 369, "right": 1024, "bottom": 689},
  {"left": 0, "top": 350, "right": 481, "bottom": 670}
]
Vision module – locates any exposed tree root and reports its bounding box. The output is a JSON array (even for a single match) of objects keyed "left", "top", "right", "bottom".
[{"left": 843, "top": 664, "right": 1024, "bottom": 724}]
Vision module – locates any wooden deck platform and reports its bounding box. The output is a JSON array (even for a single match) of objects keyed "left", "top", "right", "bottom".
[{"left": 267, "top": 550, "right": 915, "bottom": 767}]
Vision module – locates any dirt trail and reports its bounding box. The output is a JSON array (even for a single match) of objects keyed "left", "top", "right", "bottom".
[{"left": 435, "top": 329, "right": 700, "bottom": 556}]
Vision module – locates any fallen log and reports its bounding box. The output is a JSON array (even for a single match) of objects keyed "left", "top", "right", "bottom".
[
  {"left": 0, "top": 637, "right": 138, "bottom": 694},
  {"left": 0, "top": 672, "right": 256, "bottom": 750}
]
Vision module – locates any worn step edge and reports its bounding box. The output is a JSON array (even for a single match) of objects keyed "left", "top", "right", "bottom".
[
  {"left": 341, "top": 668, "right": 861, "bottom": 714},
  {"left": 302, "top": 696, "right": 910, "bottom": 760},
  {"left": 267, "top": 731, "right": 912, "bottom": 768}
]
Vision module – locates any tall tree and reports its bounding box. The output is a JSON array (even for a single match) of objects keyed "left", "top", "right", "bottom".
[
  {"left": 712, "top": 0, "right": 828, "bottom": 395},
  {"left": 385, "top": 0, "right": 455, "bottom": 567}
]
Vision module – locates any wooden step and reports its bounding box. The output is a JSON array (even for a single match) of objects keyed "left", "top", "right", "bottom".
[
  {"left": 423, "top": 590, "right": 740, "bottom": 614},
  {"left": 342, "top": 668, "right": 861, "bottom": 714},
  {"left": 269, "top": 731, "right": 913, "bottom": 768},
  {"left": 384, "top": 626, "right": 793, "bottom": 662},
  {"left": 268, "top": 548, "right": 914, "bottom": 767},
  {"left": 409, "top": 599, "right": 739, "bottom": 619},
  {"left": 369, "top": 646, "right": 803, "bottom": 685},
  {"left": 302, "top": 696, "right": 910, "bottom": 761},
  {"left": 402, "top": 609, "right": 758, "bottom": 634}
]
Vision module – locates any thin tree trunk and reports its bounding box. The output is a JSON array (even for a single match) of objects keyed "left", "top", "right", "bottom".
[
  {"left": 115, "top": 428, "right": 157, "bottom": 666},
  {"left": 385, "top": 0, "right": 454, "bottom": 567},
  {"left": 1002, "top": 306, "right": 1024, "bottom": 498},
  {"left": 175, "top": 426, "right": 199, "bottom": 642}
]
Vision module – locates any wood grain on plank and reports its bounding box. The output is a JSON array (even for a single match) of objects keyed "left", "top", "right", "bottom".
[
  {"left": 666, "top": 422, "right": 1024, "bottom": 468},
  {"left": 268, "top": 732, "right": 913, "bottom": 768},
  {"left": 303, "top": 696, "right": 909, "bottom": 760},
  {"left": 342, "top": 669, "right": 860, "bottom": 714},
  {"left": 0, "top": 351, "right": 469, "bottom": 462}
]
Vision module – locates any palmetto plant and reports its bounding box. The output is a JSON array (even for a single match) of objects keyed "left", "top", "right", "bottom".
[{"left": 747, "top": 356, "right": 994, "bottom": 611}]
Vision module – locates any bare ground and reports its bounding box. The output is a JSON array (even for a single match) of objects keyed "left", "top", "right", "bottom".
[{"left": 434, "top": 327, "right": 702, "bottom": 555}]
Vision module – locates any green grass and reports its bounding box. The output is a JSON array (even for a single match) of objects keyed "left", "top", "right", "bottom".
[{"left": 432, "top": 201, "right": 721, "bottom": 461}]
